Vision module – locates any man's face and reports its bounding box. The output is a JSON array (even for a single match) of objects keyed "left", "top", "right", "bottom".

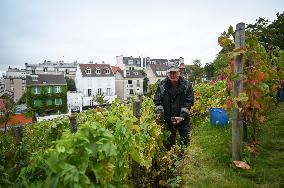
[{"left": 167, "top": 71, "right": 180, "bottom": 82}]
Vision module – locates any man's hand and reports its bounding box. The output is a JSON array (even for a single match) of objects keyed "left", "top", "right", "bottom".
[
  {"left": 156, "top": 113, "right": 164, "bottom": 122},
  {"left": 171, "top": 117, "right": 184, "bottom": 125}
]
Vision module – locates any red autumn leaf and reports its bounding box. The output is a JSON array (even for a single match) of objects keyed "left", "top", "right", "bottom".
[
  {"left": 253, "top": 91, "right": 262, "bottom": 99},
  {"left": 252, "top": 100, "right": 261, "bottom": 109},
  {"left": 230, "top": 59, "right": 234, "bottom": 73},
  {"left": 258, "top": 72, "right": 266, "bottom": 82}
]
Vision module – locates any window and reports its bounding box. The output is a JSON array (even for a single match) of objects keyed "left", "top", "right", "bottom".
[
  {"left": 46, "top": 99, "right": 52, "bottom": 106},
  {"left": 88, "top": 89, "right": 92, "bottom": 96},
  {"left": 22, "top": 79, "right": 25, "bottom": 84},
  {"left": 128, "top": 60, "right": 133, "bottom": 65},
  {"left": 105, "top": 69, "right": 110, "bottom": 74},
  {"left": 89, "top": 100, "right": 94, "bottom": 106},
  {"left": 137, "top": 80, "right": 140, "bottom": 87},
  {"left": 126, "top": 71, "right": 130, "bottom": 75},
  {"left": 106, "top": 88, "right": 111, "bottom": 95},
  {"left": 129, "top": 89, "right": 134, "bottom": 95},
  {"left": 47, "top": 86, "right": 52, "bottom": 94},
  {"left": 33, "top": 87, "right": 41, "bottom": 94},
  {"left": 34, "top": 99, "right": 41, "bottom": 107},
  {"left": 55, "top": 98, "right": 62, "bottom": 105},
  {"left": 32, "top": 69, "right": 35, "bottom": 74},
  {"left": 96, "top": 69, "right": 101, "bottom": 74},
  {"left": 43, "top": 67, "right": 48, "bottom": 72},
  {"left": 97, "top": 88, "right": 102, "bottom": 95},
  {"left": 86, "top": 68, "right": 91, "bottom": 74},
  {"left": 134, "top": 72, "right": 138, "bottom": 75},
  {"left": 66, "top": 69, "right": 69, "bottom": 74},
  {"left": 55, "top": 86, "right": 61, "bottom": 93},
  {"left": 128, "top": 80, "right": 132, "bottom": 84},
  {"left": 10, "top": 79, "right": 13, "bottom": 84}
]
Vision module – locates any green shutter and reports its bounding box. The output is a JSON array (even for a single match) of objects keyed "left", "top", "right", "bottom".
[
  {"left": 55, "top": 98, "right": 62, "bottom": 105},
  {"left": 34, "top": 99, "right": 41, "bottom": 107},
  {"left": 46, "top": 99, "right": 52, "bottom": 106}
]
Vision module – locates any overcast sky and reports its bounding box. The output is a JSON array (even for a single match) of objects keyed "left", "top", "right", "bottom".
[{"left": 0, "top": 0, "right": 283, "bottom": 74}]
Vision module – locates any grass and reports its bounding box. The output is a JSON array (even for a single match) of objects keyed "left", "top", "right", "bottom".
[{"left": 181, "top": 103, "right": 284, "bottom": 188}]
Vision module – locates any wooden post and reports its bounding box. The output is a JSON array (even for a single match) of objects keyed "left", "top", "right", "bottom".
[
  {"left": 132, "top": 94, "right": 142, "bottom": 187},
  {"left": 69, "top": 115, "right": 78, "bottom": 133},
  {"left": 15, "top": 126, "right": 23, "bottom": 145},
  {"left": 232, "top": 22, "right": 245, "bottom": 161},
  {"left": 132, "top": 94, "right": 142, "bottom": 124}
]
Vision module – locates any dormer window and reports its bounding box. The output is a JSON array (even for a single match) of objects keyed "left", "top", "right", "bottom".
[
  {"left": 86, "top": 68, "right": 91, "bottom": 74},
  {"left": 128, "top": 60, "right": 133, "bottom": 65},
  {"left": 105, "top": 69, "right": 110, "bottom": 74},
  {"left": 96, "top": 68, "right": 101, "bottom": 74},
  {"left": 134, "top": 72, "right": 138, "bottom": 75}
]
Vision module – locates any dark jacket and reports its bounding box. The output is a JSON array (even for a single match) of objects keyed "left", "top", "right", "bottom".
[{"left": 154, "top": 77, "right": 194, "bottom": 122}]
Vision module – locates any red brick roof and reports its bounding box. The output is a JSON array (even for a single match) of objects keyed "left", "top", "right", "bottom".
[
  {"left": 0, "top": 114, "right": 32, "bottom": 128},
  {"left": 111, "top": 66, "right": 121, "bottom": 74}
]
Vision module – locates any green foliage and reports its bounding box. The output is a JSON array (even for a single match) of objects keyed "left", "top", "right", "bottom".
[
  {"left": 0, "top": 97, "right": 16, "bottom": 131},
  {"left": 212, "top": 52, "right": 230, "bottom": 75},
  {"left": 247, "top": 11, "right": 284, "bottom": 50},
  {"left": 65, "top": 76, "right": 76, "bottom": 91},
  {"left": 26, "top": 85, "right": 67, "bottom": 116},
  {"left": 204, "top": 63, "right": 214, "bottom": 81},
  {"left": 93, "top": 92, "right": 107, "bottom": 105},
  {"left": 187, "top": 59, "right": 205, "bottom": 84},
  {"left": 190, "top": 81, "right": 228, "bottom": 118}
]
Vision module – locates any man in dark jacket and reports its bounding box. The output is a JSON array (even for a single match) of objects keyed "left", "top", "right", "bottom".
[{"left": 154, "top": 64, "right": 194, "bottom": 149}]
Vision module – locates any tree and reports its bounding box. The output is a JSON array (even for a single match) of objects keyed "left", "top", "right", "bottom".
[
  {"left": 65, "top": 77, "right": 76, "bottom": 91},
  {"left": 246, "top": 11, "right": 284, "bottom": 50},
  {"left": 93, "top": 93, "right": 107, "bottom": 106},
  {"left": 0, "top": 97, "right": 16, "bottom": 132},
  {"left": 212, "top": 52, "right": 230, "bottom": 76},
  {"left": 187, "top": 59, "right": 204, "bottom": 84},
  {"left": 204, "top": 63, "right": 214, "bottom": 81}
]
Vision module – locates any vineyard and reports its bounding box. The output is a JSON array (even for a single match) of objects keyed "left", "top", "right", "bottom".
[{"left": 1, "top": 15, "right": 284, "bottom": 187}]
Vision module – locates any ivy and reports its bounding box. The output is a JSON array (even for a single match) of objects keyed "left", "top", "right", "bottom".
[{"left": 26, "top": 85, "right": 67, "bottom": 116}]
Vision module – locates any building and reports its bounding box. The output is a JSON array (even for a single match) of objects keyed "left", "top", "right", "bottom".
[
  {"left": 3, "top": 67, "right": 26, "bottom": 102},
  {"left": 26, "top": 74, "right": 67, "bottom": 116},
  {"left": 114, "top": 69, "right": 144, "bottom": 100},
  {"left": 67, "top": 91, "right": 83, "bottom": 112},
  {"left": 116, "top": 55, "right": 144, "bottom": 70},
  {"left": 0, "top": 77, "right": 4, "bottom": 94},
  {"left": 75, "top": 63, "right": 116, "bottom": 107},
  {"left": 25, "top": 60, "right": 78, "bottom": 79},
  {"left": 116, "top": 55, "right": 184, "bottom": 70},
  {"left": 145, "top": 64, "right": 168, "bottom": 85}
]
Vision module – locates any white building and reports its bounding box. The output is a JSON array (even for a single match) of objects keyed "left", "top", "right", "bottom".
[
  {"left": 113, "top": 68, "right": 144, "bottom": 100},
  {"left": 116, "top": 55, "right": 184, "bottom": 70},
  {"left": 67, "top": 91, "right": 83, "bottom": 112},
  {"left": 145, "top": 64, "right": 168, "bottom": 85},
  {"left": 0, "top": 77, "right": 4, "bottom": 94},
  {"left": 75, "top": 63, "right": 116, "bottom": 107},
  {"left": 25, "top": 60, "right": 78, "bottom": 79}
]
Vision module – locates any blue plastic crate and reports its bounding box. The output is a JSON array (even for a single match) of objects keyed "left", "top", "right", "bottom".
[{"left": 209, "top": 108, "right": 229, "bottom": 127}]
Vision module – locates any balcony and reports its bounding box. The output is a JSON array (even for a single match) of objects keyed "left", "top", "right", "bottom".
[{"left": 127, "top": 84, "right": 133, "bottom": 88}]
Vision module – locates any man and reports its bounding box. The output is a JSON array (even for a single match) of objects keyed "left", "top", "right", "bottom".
[{"left": 154, "top": 64, "right": 194, "bottom": 149}]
